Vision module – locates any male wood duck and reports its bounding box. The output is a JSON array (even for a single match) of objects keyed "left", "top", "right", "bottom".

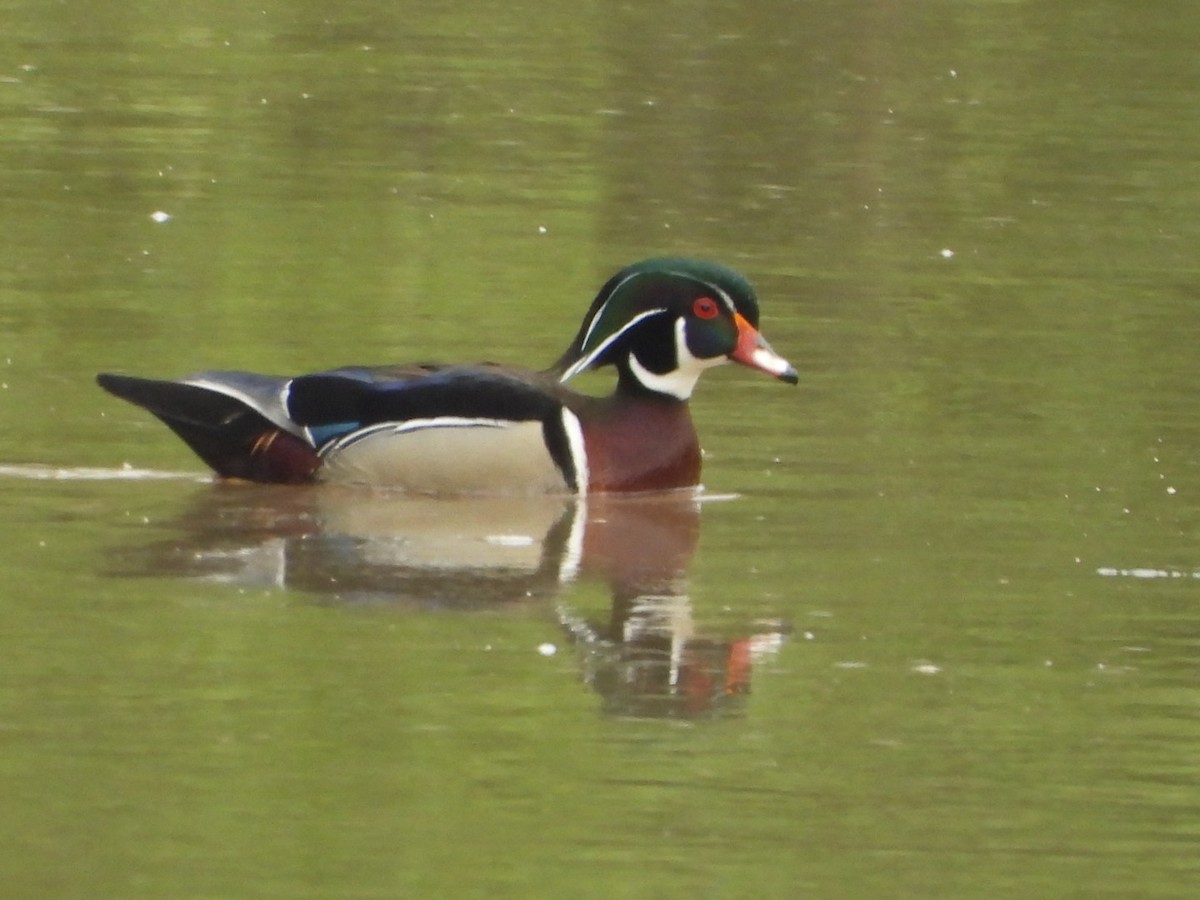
[{"left": 97, "top": 257, "right": 797, "bottom": 494}]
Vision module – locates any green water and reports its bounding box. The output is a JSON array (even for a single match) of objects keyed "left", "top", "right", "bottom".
[{"left": 3, "top": 1, "right": 1200, "bottom": 896}]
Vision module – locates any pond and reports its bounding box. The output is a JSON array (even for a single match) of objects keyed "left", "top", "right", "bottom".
[{"left": 2, "top": 1, "right": 1199, "bottom": 896}]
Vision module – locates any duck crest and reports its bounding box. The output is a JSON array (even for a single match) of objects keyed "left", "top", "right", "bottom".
[{"left": 555, "top": 257, "right": 753, "bottom": 380}]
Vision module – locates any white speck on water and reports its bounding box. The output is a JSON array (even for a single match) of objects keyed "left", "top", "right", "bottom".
[
  {"left": 150, "top": 210, "right": 171, "bottom": 223},
  {"left": 912, "top": 662, "right": 942, "bottom": 675},
  {"left": 537, "top": 643, "right": 557, "bottom": 657},
  {"left": 537, "top": 225, "right": 547, "bottom": 234},
  {"left": 940, "top": 248, "right": 955, "bottom": 258},
  {"left": 1166, "top": 486, "right": 1177, "bottom": 495}
]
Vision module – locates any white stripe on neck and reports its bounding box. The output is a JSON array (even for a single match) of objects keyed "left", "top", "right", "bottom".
[{"left": 626, "top": 318, "right": 726, "bottom": 400}]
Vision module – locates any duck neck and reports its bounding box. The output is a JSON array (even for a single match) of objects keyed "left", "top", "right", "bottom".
[{"left": 583, "top": 391, "right": 701, "bottom": 493}]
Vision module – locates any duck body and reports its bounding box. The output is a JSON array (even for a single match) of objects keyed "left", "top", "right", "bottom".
[{"left": 97, "top": 258, "right": 796, "bottom": 495}]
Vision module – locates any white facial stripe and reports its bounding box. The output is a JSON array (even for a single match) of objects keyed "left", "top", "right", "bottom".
[
  {"left": 658, "top": 270, "right": 737, "bottom": 315},
  {"left": 561, "top": 266, "right": 739, "bottom": 381},
  {"left": 576, "top": 270, "right": 644, "bottom": 351},
  {"left": 627, "top": 318, "right": 726, "bottom": 400},
  {"left": 560, "top": 306, "right": 667, "bottom": 382},
  {"left": 628, "top": 354, "right": 694, "bottom": 399},
  {"left": 563, "top": 267, "right": 742, "bottom": 384},
  {"left": 693, "top": 277, "right": 737, "bottom": 314}
]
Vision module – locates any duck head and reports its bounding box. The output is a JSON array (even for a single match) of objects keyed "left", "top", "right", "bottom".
[{"left": 555, "top": 257, "right": 798, "bottom": 399}]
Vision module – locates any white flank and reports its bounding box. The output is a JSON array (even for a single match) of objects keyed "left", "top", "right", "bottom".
[
  {"left": 316, "top": 418, "right": 568, "bottom": 493},
  {"left": 321, "top": 417, "right": 508, "bottom": 452}
]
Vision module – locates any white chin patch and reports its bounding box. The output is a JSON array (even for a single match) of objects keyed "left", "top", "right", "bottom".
[{"left": 627, "top": 319, "right": 725, "bottom": 400}]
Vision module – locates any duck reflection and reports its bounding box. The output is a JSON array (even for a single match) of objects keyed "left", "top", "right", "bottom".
[{"left": 116, "top": 484, "right": 785, "bottom": 717}]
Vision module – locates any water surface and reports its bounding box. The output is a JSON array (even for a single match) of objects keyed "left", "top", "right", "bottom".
[{"left": 2, "top": 1, "right": 1200, "bottom": 897}]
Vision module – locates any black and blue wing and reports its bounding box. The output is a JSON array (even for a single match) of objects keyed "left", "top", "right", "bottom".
[{"left": 285, "top": 366, "right": 562, "bottom": 444}]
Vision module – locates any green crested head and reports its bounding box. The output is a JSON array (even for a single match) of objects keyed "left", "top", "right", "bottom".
[{"left": 554, "top": 257, "right": 795, "bottom": 399}]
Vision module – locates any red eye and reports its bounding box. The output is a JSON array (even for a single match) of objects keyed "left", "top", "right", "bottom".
[{"left": 693, "top": 296, "right": 719, "bottom": 319}]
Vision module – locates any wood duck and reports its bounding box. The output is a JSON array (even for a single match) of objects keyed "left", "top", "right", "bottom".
[{"left": 97, "top": 257, "right": 797, "bottom": 494}]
